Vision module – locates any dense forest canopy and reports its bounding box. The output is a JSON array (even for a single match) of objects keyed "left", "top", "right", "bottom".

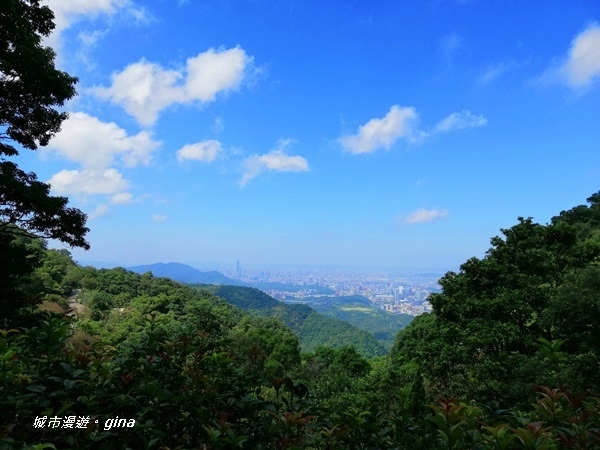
[{"left": 201, "top": 285, "right": 388, "bottom": 357}]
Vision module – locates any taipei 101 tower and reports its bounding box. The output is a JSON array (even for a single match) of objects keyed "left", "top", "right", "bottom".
[{"left": 236, "top": 260, "right": 242, "bottom": 280}]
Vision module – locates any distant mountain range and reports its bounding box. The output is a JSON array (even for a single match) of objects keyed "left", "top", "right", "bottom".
[
  {"left": 126, "top": 262, "right": 247, "bottom": 286},
  {"left": 125, "top": 262, "right": 335, "bottom": 294}
]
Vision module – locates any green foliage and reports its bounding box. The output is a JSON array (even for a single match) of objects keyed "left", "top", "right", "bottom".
[
  {"left": 392, "top": 197, "right": 600, "bottom": 405},
  {"left": 4, "top": 193, "right": 600, "bottom": 448},
  {"left": 307, "top": 295, "right": 413, "bottom": 349},
  {"left": 205, "top": 285, "right": 387, "bottom": 358},
  {"left": 229, "top": 316, "right": 301, "bottom": 379},
  {"left": 0, "top": 0, "right": 77, "bottom": 151},
  {"left": 252, "top": 281, "right": 335, "bottom": 295},
  {"left": 543, "top": 265, "right": 600, "bottom": 358},
  {"left": 1, "top": 0, "right": 88, "bottom": 323},
  {"left": 0, "top": 229, "right": 46, "bottom": 323},
  {"left": 0, "top": 0, "right": 88, "bottom": 246}
]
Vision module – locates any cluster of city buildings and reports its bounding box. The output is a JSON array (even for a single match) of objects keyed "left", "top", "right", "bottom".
[{"left": 227, "top": 263, "right": 438, "bottom": 316}]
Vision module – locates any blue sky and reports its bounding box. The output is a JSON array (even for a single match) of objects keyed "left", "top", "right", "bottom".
[{"left": 22, "top": 0, "right": 600, "bottom": 269}]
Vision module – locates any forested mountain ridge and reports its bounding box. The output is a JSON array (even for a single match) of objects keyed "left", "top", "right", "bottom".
[
  {"left": 199, "top": 285, "right": 387, "bottom": 357},
  {"left": 304, "top": 295, "right": 414, "bottom": 350},
  {"left": 123, "top": 264, "right": 387, "bottom": 357}
]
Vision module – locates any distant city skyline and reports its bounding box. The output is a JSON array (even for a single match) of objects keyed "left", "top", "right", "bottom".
[
  {"left": 26, "top": 1, "right": 600, "bottom": 268},
  {"left": 76, "top": 258, "right": 454, "bottom": 276}
]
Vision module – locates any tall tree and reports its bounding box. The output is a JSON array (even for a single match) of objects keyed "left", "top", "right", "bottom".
[
  {"left": 392, "top": 208, "right": 600, "bottom": 405},
  {"left": 1, "top": 0, "right": 89, "bottom": 320}
]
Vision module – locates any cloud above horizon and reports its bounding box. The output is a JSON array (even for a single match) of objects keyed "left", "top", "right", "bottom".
[
  {"left": 403, "top": 208, "right": 449, "bottom": 224},
  {"left": 477, "top": 61, "right": 521, "bottom": 86},
  {"left": 340, "top": 105, "right": 487, "bottom": 154},
  {"left": 46, "top": 112, "right": 159, "bottom": 211},
  {"left": 45, "top": 0, "right": 149, "bottom": 50},
  {"left": 47, "top": 112, "right": 159, "bottom": 169},
  {"left": 560, "top": 22, "right": 600, "bottom": 88},
  {"left": 176, "top": 140, "right": 222, "bottom": 163},
  {"left": 49, "top": 168, "right": 130, "bottom": 196},
  {"left": 339, "top": 105, "right": 420, "bottom": 154},
  {"left": 434, "top": 110, "right": 488, "bottom": 133},
  {"left": 240, "top": 140, "right": 309, "bottom": 187},
  {"left": 93, "top": 47, "right": 254, "bottom": 126}
]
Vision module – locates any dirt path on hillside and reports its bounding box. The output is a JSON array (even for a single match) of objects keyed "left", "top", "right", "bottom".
[{"left": 67, "top": 289, "right": 85, "bottom": 317}]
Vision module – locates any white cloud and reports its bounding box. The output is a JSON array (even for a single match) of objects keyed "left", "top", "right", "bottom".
[
  {"left": 44, "top": 0, "right": 149, "bottom": 49},
  {"left": 111, "top": 192, "right": 134, "bottom": 204},
  {"left": 434, "top": 110, "right": 487, "bottom": 133},
  {"left": 93, "top": 62, "right": 184, "bottom": 126},
  {"left": 560, "top": 23, "right": 600, "bottom": 88},
  {"left": 48, "top": 168, "right": 129, "bottom": 195},
  {"left": 477, "top": 61, "right": 520, "bottom": 86},
  {"left": 404, "top": 208, "right": 449, "bottom": 224},
  {"left": 46, "top": 112, "right": 159, "bottom": 209},
  {"left": 152, "top": 214, "right": 167, "bottom": 222},
  {"left": 48, "top": 112, "right": 160, "bottom": 168},
  {"left": 240, "top": 139, "right": 309, "bottom": 186},
  {"left": 176, "top": 140, "right": 222, "bottom": 163},
  {"left": 77, "top": 29, "right": 106, "bottom": 47},
  {"left": 185, "top": 47, "right": 249, "bottom": 101},
  {"left": 94, "top": 47, "right": 254, "bottom": 126},
  {"left": 339, "top": 105, "right": 419, "bottom": 154},
  {"left": 89, "top": 204, "right": 110, "bottom": 219},
  {"left": 339, "top": 106, "right": 487, "bottom": 154}
]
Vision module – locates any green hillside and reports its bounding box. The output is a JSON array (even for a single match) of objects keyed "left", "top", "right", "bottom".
[
  {"left": 200, "top": 285, "right": 387, "bottom": 357},
  {"left": 304, "top": 295, "right": 414, "bottom": 349}
]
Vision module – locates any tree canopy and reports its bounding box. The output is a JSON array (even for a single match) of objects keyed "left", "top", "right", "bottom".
[
  {"left": 1, "top": 0, "right": 89, "bottom": 319},
  {"left": 0, "top": 0, "right": 77, "bottom": 153},
  {"left": 392, "top": 194, "right": 600, "bottom": 405}
]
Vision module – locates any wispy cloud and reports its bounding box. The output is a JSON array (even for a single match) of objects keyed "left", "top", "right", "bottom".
[
  {"left": 339, "top": 105, "right": 420, "bottom": 154},
  {"left": 45, "top": 0, "right": 150, "bottom": 50},
  {"left": 538, "top": 23, "right": 600, "bottom": 90},
  {"left": 402, "top": 208, "right": 449, "bottom": 224},
  {"left": 152, "top": 214, "right": 167, "bottom": 222},
  {"left": 560, "top": 22, "right": 600, "bottom": 88},
  {"left": 434, "top": 110, "right": 487, "bottom": 133},
  {"left": 93, "top": 47, "right": 256, "bottom": 126},
  {"left": 440, "top": 33, "right": 465, "bottom": 66},
  {"left": 339, "top": 106, "right": 487, "bottom": 154},
  {"left": 212, "top": 116, "right": 225, "bottom": 134},
  {"left": 240, "top": 139, "right": 309, "bottom": 187},
  {"left": 89, "top": 204, "right": 110, "bottom": 220},
  {"left": 176, "top": 140, "right": 222, "bottom": 163},
  {"left": 477, "top": 61, "right": 521, "bottom": 86},
  {"left": 111, "top": 192, "right": 134, "bottom": 204}
]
